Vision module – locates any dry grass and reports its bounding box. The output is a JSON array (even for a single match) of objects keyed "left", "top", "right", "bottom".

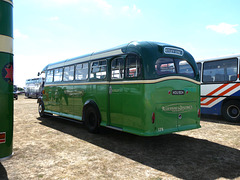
[{"left": 1, "top": 95, "right": 240, "bottom": 179}]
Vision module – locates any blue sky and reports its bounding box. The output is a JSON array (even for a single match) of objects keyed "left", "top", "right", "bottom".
[{"left": 13, "top": 0, "right": 240, "bottom": 87}]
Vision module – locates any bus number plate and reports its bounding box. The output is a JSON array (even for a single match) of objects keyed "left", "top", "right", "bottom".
[{"left": 172, "top": 90, "right": 185, "bottom": 95}]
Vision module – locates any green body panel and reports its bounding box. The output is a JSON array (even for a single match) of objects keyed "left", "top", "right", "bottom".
[
  {"left": 0, "top": 0, "right": 13, "bottom": 160},
  {"left": 144, "top": 80, "right": 200, "bottom": 136},
  {"left": 44, "top": 84, "right": 109, "bottom": 123},
  {"left": 110, "top": 83, "right": 144, "bottom": 131},
  {"left": 43, "top": 79, "right": 200, "bottom": 136}
]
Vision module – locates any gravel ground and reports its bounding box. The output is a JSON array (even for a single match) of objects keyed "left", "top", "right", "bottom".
[{"left": 0, "top": 95, "right": 240, "bottom": 180}]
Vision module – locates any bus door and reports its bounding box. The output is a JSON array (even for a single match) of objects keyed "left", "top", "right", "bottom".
[{"left": 109, "top": 57, "right": 125, "bottom": 128}]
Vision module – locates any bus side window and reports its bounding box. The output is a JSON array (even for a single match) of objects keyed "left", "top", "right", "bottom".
[
  {"left": 76, "top": 63, "right": 88, "bottom": 81},
  {"left": 111, "top": 57, "right": 124, "bottom": 79},
  {"left": 46, "top": 70, "right": 53, "bottom": 83},
  {"left": 63, "top": 65, "right": 74, "bottom": 81},
  {"left": 126, "top": 54, "right": 141, "bottom": 78},
  {"left": 54, "top": 68, "right": 63, "bottom": 82},
  {"left": 203, "top": 58, "right": 237, "bottom": 83},
  {"left": 90, "top": 60, "right": 107, "bottom": 80}
]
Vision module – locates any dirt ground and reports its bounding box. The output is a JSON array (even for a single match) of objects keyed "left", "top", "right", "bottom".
[{"left": 1, "top": 95, "right": 240, "bottom": 180}]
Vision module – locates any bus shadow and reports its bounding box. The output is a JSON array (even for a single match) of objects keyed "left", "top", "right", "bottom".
[
  {"left": 201, "top": 114, "right": 240, "bottom": 126},
  {"left": 38, "top": 117, "right": 240, "bottom": 179},
  {"left": 0, "top": 163, "right": 8, "bottom": 180}
]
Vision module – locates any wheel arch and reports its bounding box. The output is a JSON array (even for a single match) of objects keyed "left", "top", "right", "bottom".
[
  {"left": 82, "top": 100, "right": 101, "bottom": 123},
  {"left": 221, "top": 96, "right": 240, "bottom": 114}
]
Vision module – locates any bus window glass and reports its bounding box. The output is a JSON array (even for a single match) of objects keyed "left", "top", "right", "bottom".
[
  {"left": 111, "top": 58, "right": 124, "bottom": 79},
  {"left": 175, "top": 59, "right": 194, "bottom": 78},
  {"left": 76, "top": 63, "right": 88, "bottom": 80},
  {"left": 155, "top": 58, "right": 175, "bottom": 75},
  {"left": 126, "top": 54, "right": 140, "bottom": 78},
  {"left": 54, "top": 68, "right": 63, "bottom": 82},
  {"left": 63, "top": 66, "right": 74, "bottom": 81},
  {"left": 46, "top": 70, "right": 53, "bottom": 82},
  {"left": 90, "top": 60, "right": 107, "bottom": 80},
  {"left": 197, "top": 63, "right": 201, "bottom": 78},
  {"left": 203, "top": 58, "right": 237, "bottom": 83}
]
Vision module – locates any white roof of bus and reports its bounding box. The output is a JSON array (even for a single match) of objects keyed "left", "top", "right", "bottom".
[{"left": 196, "top": 53, "right": 240, "bottom": 63}]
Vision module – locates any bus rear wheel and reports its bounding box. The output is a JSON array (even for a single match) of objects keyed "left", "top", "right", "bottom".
[
  {"left": 222, "top": 100, "right": 240, "bottom": 122},
  {"left": 84, "top": 106, "right": 100, "bottom": 133}
]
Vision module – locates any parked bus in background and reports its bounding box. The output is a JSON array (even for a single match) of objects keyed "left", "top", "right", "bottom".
[
  {"left": 25, "top": 77, "right": 44, "bottom": 98},
  {"left": 0, "top": 0, "right": 13, "bottom": 161},
  {"left": 38, "top": 41, "right": 201, "bottom": 136},
  {"left": 197, "top": 54, "right": 240, "bottom": 122}
]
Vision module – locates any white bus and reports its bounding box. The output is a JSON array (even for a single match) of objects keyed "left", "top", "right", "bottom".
[
  {"left": 25, "top": 77, "right": 45, "bottom": 98},
  {"left": 197, "top": 54, "right": 240, "bottom": 122}
]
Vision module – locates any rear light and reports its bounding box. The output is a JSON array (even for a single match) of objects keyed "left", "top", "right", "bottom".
[
  {"left": 198, "top": 109, "right": 201, "bottom": 118},
  {"left": 0, "top": 132, "right": 6, "bottom": 143},
  {"left": 152, "top": 112, "right": 155, "bottom": 124},
  {"left": 42, "top": 90, "right": 45, "bottom": 94}
]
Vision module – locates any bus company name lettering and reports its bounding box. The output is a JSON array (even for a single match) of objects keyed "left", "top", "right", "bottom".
[{"left": 162, "top": 104, "right": 193, "bottom": 113}]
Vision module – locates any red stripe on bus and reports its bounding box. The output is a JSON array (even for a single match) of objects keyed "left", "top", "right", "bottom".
[
  {"left": 201, "top": 83, "right": 240, "bottom": 106},
  {"left": 218, "top": 83, "right": 240, "bottom": 96},
  {"left": 201, "top": 83, "right": 229, "bottom": 102},
  {"left": 201, "top": 97, "right": 219, "bottom": 106}
]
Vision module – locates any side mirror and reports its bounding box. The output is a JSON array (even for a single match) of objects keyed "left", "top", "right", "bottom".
[{"left": 37, "top": 72, "right": 41, "bottom": 76}]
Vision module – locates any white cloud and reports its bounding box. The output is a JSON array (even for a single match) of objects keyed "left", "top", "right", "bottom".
[
  {"left": 14, "top": 29, "right": 29, "bottom": 39},
  {"left": 206, "top": 23, "right": 238, "bottom": 35},
  {"left": 122, "top": 4, "right": 141, "bottom": 16},
  {"left": 94, "top": 0, "right": 112, "bottom": 10},
  {"left": 49, "top": 16, "right": 59, "bottom": 21}
]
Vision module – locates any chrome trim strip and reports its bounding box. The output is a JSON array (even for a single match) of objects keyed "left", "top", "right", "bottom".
[
  {"left": 106, "top": 126, "right": 123, "bottom": 131},
  {"left": 0, "top": 35, "right": 13, "bottom": 54}
]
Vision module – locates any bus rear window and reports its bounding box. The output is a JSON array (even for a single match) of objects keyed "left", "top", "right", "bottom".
[
  {"left": 155, "top": 58, "right": 194, "bottom": 78},
  {"left": 155, "top": 58, "right": 175, "bottom": 75},
  {"left": 176, "top": 59, "right": 194, "bottom": 78}
]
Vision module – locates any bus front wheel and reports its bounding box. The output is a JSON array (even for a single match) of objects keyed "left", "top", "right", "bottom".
[
  {"left": 222, "top": 100, "right": 240, "bottom": 122},
  {"left": 38, "top": 102, "right": 46, "bottom": 118},
  {"left": 84, "top": 106, "right": 100, "bottom": 133}
]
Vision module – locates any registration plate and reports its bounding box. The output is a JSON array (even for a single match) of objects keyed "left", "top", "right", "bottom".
[{"left": 172, "top": 90, "right": 185, "bottom": 95}]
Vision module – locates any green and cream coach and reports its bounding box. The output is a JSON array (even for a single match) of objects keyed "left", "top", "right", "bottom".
[{"left": 38, "top": 41, "right": 201, "bottom": 136}]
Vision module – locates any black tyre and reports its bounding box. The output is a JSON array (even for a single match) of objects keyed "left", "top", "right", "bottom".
[
  {"left": 38, "top": 102, "right": 46, "bottom": 118},
  {"left": 222, "top": 100, "right": 240, "bottom": 122},
  {"left": 84, "top": 106, "right": 100, "bottom": 133}
]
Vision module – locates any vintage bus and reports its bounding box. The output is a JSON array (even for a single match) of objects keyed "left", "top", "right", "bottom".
[
  {"left": 25, "top": 77, "right": 44, "bottom": 98},
  {"left": 197, "top": 54, "right": 240, "bottom": 122},
  {"left": 38, "top": 41, "right": 201, "bottom": 136},
  {"left": 0, "top": 0, "right": 13, "bottom": 161}
]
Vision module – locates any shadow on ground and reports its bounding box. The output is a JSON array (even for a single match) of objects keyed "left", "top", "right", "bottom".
[
  {"left": 0, "top": 163, "right": 8, "bottom": 180},
  {"left": 38, "top": 117, "right": 240, "bottom": 180}
]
